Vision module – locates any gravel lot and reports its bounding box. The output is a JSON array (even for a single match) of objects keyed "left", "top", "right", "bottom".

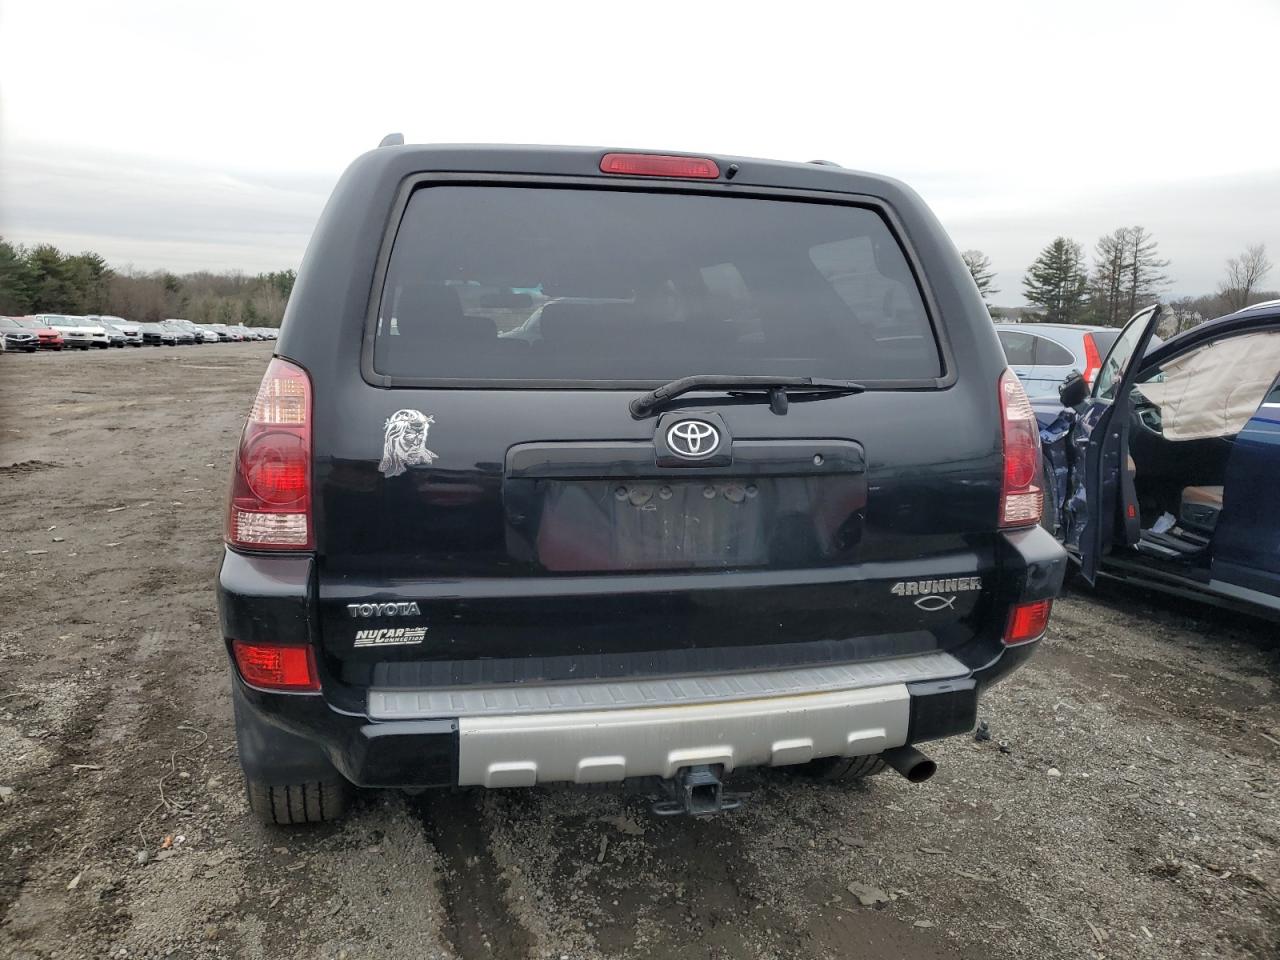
[{"left": 1, "top": 344, "right": 1276, "bottom": 960}]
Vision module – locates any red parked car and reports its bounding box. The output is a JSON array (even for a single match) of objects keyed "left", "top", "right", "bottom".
[{"left": 15, "top": 317, "right": 65, "bottom": 350}]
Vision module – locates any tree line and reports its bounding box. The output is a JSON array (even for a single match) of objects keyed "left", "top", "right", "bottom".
[
  {"left": 0, "top": 237, "right": 295, "bottom": 326},
  {"left": 1, "top": 231, "right": 1273, "bottom": 333},
  {"left": 963, "top": 233, "right": 1274, "bottom": 330}
]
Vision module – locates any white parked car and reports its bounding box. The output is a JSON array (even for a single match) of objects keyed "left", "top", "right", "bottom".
[
  {"left": 88, "top": 315, "right": 144, "bottom": 347},
  {"left": 35, "top": 314, "right": 111, "bottom": 350},
  {"left": 167, "top": 318, "right": 218, "bottom": 344}
]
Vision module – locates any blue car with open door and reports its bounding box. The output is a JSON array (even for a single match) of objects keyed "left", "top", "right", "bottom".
[{"left": 1038, "top": 300, "right": 1280, "bottom": 618}]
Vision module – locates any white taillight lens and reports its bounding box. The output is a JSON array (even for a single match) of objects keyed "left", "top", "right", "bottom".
[
  {"left": 249, "top": 375, "right": 308, "bottom": 425},
  {"left": 227, "top": 358, "right": 313, "bottom": 550},
  {"left": 999, "top": 368, "right": 1043, "bottom": 528}
]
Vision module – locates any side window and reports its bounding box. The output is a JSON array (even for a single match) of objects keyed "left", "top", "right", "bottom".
[
  {"left": 1033, "top": 337, "right": 1075, "bottom": 366},
  {"left": 1095, "top": 313, "right": 1151, "bottom": 401},
  {"left": 997, "top": 330, "right": 1037, "bottom": 365}
]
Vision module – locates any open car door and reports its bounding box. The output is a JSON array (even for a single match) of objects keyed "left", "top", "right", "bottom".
[
  {"left": 1076, "top": 305, "right": 1163, "bottom": 583},
  {"left": 1207, "top": 373, "right": 1280, "bottom": 610}
]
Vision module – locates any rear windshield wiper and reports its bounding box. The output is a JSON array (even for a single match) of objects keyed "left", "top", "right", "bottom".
[{"left": 630, "top": 375, "right": 865, "bottom": 418}]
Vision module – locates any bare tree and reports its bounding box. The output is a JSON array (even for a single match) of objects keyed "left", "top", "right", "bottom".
[
  {"left": 1123, "top": 226, "right": 1170, "bottom": 318},
  {"left": 960, "top": 249, "right": 999, "bottom": 302},
  {"left": 1089, "top": 229, "right": 1129, "bottom": 326},
  {"left": 1089, "top": 226, "right": 1171, "bottom": 326},
  {"left": 1218, "top": 244, "right": 1273, "bottom": 312}
]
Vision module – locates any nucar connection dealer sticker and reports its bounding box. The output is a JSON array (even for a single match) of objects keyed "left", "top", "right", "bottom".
[{"left": 353, "top": 626, "right": 427, "bottom": 648}]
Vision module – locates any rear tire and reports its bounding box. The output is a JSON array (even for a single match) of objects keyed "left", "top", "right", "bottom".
[
  {"left": 245, "top": 777, "right": 351, "bottom": 826},
  {"left": 789, "top": 754, "right": 886, "bottom": 782}
]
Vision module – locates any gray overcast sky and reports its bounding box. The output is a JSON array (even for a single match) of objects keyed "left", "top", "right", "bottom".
[{"left": 3, "top": 0, "right": 1278, "bottom": 305}]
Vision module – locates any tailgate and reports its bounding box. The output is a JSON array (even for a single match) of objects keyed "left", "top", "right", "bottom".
[{"left": 314, "top": 390, "right": 1002, "bottom": 674}]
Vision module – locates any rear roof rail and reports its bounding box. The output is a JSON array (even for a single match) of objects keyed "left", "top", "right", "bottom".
[{"left": 378, "top": 132, "right": 404, "bottom": 148}]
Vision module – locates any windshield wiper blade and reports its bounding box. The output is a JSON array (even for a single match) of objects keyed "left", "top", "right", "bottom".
[{"left": 630, "top": 375, "right": 865, "bottom": 418}]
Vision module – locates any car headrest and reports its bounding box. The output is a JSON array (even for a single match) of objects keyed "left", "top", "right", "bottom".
[
  {"left": 391, "top": 283, "right": 493, "bottom": 343},
  {"left": 537, "top": 301, "right": 632, "bottom": 345}
]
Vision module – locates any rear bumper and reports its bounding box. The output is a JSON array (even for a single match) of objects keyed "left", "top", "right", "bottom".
[
  {"left": 231, "top": 659, "right": 980, "bottom": 789},
  {"left": 458, "top": 681, "right": 913, "bottom": 787},
  {"left": 220, "top": 527, "right": 1064, "bottom": 789}
]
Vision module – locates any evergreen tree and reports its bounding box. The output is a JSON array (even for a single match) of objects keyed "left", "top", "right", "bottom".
[
  {"left": 27, "top": 244, "right": 78, "bottom": 314},
  {"left": 1022, "top": 238, "right": 1089, "bottom": 324},
  {"left": 0, "top": 238, "right": 36, "bottom": 314},
  {"left": 63, "top": 252, "right": 112, "bottom": 314}
]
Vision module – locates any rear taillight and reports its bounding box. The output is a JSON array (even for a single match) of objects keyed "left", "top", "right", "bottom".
[
  {"left": 1004, "top": 599, "right": 1053, "bottom": 645},
  {"left": 999, "top": 367, "right": 1043, "bottom": 528},
  {"left": 1081, "top": 334, "right": 1102, "bottom": 386},
  {"left": 600, "top": 153, "right": 720, "bottom": 179},
  {"left": 227, "top": 357, "right": 313, "bottom": 549},
  {"left": 232, "top": 640, "right": 319, "bottom": 691}
]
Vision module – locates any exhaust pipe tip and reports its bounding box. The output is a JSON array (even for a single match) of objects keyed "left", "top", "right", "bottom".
[{"left": 881, "top": 745, "right": 936, "bottom": 783}]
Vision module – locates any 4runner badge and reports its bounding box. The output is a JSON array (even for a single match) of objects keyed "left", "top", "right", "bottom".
[
  {"left": 380, "top": 409, "right": 438, "bottom": 478},
  {"left": 347, "top": 602, "right": 421, "bottom": 618},
  {"left": 891, "top": 577, "right": 981, "bottom": 612}
]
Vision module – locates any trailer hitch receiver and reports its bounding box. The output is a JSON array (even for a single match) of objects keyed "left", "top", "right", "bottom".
[{"left": 651, "top": 764, "right": 743, "bottom": 817}]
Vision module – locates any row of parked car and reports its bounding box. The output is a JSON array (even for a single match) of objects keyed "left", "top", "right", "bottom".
[{"left": 0, "top": 314, "right": 279, "bottom": 352}]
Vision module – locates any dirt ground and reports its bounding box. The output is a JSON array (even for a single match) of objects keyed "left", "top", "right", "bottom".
[{"left": 0, "top": 344, "right": 1276, "bottom": 960}]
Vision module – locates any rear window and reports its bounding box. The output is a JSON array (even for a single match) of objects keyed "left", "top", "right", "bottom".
[
  {"left": 1033, "top": 336, "right": 1075, "bottom": 366},
  {"left": 996, "top": 330, "right": 1037, "bottom": 365},
  {"left": 373, "top": 186, "right": 941, "bottom": 384}
]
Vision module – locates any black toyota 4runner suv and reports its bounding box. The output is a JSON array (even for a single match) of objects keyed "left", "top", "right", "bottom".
[{"left": 218, "top": 142, "right": 1066, "bottom": 825}]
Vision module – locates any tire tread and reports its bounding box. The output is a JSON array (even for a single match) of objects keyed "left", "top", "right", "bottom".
[
  {"left": 791, "top": 754, "right": 886, "bottom": 782},
  {"left": 246, "top": 777, "right": 350, "bottom": 826}
]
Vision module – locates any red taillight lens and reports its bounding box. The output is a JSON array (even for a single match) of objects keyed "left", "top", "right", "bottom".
[
  {"left": 227, "top": 357, "right": 313, "bottom": 549},
  {"left": 999, "top": 368, "right": 1043, "bottom": 528},
  {"left": 1004, "top": 599, "right": 1053, "bottom": 645},
  {"left": 600, "top": 153, "right": 720, "bottom": 179},
  {"left": 242, "top": 432, "right": 308, "bottom": 505},
  {"left": 232, "top": 641, "right": 320, "bottom": 691},
  {"left": 1081, "top": 334, "right": 1102, "bottom": 386}
]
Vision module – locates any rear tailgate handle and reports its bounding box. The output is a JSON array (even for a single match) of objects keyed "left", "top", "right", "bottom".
[{"left": 507, "top": 439, "right": 866, "bottom": 480}]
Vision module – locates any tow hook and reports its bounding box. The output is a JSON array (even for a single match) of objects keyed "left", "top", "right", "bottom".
[{"left": 651, "top": 764, "right": 744, "bottom": 816}]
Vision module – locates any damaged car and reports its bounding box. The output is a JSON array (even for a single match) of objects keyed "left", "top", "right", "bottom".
[{"left": 1038, "top": 299, "right": 1280, "bottom": 618}]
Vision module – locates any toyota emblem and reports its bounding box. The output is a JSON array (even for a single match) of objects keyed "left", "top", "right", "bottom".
[{"left": 667, "top": 420, "right": 720, "bottom": 459}]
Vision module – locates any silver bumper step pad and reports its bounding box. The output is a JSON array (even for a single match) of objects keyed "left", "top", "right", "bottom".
[{"left": 367, "top": 651, "right": 968, "bottom": 788}]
